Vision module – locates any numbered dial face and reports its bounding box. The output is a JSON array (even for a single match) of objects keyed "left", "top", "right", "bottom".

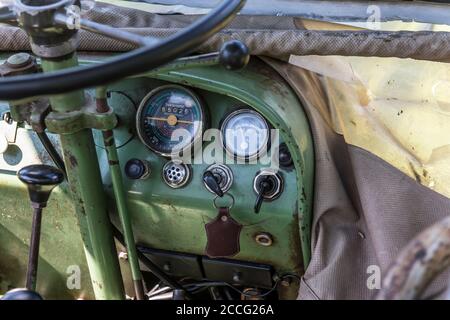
[
  {"left": 221, "top": 109, "right": 270, "bottom": 160},
  {"left": 136, "top": 85, "right": 205, "bottom": 157}
]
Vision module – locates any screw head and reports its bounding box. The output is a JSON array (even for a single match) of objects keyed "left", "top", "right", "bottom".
[
  {"left": 118, "top": 251, "right": 128, "bottom": 260},
  {"left": 232, "top": 272, "right": 242, "bottom": 283},
  {"left": 280, "top": 279, "right": 291, "bottom": 287}
]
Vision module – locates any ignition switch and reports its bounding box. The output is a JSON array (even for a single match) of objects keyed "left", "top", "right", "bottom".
[
  {"left": 203, "top": 164, "right": 233, "bottom": 197},
  {"left": 253, "top": 169, "right": 283, "bottom": 214}
]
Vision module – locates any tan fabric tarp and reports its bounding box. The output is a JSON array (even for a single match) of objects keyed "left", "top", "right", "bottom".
[{"left": 266, "top": 59, "right": 450, "bottom": 299}]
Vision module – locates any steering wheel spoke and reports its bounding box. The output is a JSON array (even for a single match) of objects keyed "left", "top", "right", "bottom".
[{"left": 53, "top": 13, "right": 160, "bottom": 47}]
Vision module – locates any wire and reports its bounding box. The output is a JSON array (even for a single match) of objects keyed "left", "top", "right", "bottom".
[
  {"left": 184, "top": 274, "right": 301, "bottom": 298},
  {"left": 111, "top": 224, "right": 192, "bottom": 299}
]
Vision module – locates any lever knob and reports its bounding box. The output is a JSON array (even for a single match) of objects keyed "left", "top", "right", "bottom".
[
  {"left": 219, "top": 40, "right": 250, "bottom": 70},
  {"left": 203, "top": 170, "right": 224, "bottom": 197},
  {"left": 253, "top": 170, "right": 284, "bottom": 214},
  {"left": 1, "top": 288, "right": 42, "bottom": 300},
  {"left": 18, "top": 164, "right": 64, "bottom": 207},
  {"left": 254, "top": 180, "right": 272, "bottom": 214}
]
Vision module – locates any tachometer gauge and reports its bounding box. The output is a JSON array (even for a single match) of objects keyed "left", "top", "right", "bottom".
[
  {"left": 136, "top": 85, "right": 206, "bottom": 157},
  {"left": 221, "top": 109, "right": 270, "bottom": 160}
]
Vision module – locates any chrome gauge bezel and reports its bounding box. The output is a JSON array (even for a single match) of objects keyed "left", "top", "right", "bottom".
[
  {"left": 136, "top": 84, "right": 206, "bottom": 158},
  {"left": 220, "top": 108, "right": 271, "bottom": 161}
]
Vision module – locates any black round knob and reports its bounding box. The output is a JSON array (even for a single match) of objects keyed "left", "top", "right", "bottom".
[
  {"left": 125, "top": 159, "right": 150, "bottom": 180},
  {"left": 219, "top": 40, "right": 250, "bottom": 70},
  {"left": 278, "top": 143, "right": 293, "bottom": 168},
  {"left": 18, "top": 164, "right": 64, "bottom": 206},
  {"left": 1, "top": 288, "right": 43, "bottom": 300}
]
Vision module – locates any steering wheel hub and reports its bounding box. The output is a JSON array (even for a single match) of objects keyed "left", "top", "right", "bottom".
[{"left": 15, "top": 0, "right": 80, "bottom": 57}]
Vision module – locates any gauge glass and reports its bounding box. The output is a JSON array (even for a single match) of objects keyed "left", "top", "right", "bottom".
[
  {"left": 221, "top": 109, "right": 270, "bottom": 160},
  {"left": 136, "top": 85, "right": 205, "bottom": 157}
]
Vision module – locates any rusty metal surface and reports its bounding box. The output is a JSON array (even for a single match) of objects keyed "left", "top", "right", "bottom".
[{"left": 376, "top": 215, "right": 450, "bottom": 300}]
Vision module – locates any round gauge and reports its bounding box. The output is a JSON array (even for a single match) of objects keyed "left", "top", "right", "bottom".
[
  {"left": 136, "top": 85, "right": 206, "bottom": 157},
  {"left": 221, "top": 109, "right": 270, "bottom": 160}
]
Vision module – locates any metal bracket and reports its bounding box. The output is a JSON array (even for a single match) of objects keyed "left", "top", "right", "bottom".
[
  {"left": 45, "top": 95, "right": 117, "bottom": 134},
  {"left": 0, "top": 112, "right": 18, "bottom": 154},
  {"left": 29, "top": 99, "right": 51, "bottom": 133}
]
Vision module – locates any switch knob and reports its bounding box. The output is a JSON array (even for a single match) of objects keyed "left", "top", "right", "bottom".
[
  {"left": 219, "top": 40, "right": 250, "bottom": 70},
  {"left": 253, "top": 169, "right": 283, "bottom": 214},
  {"left": 125, "top": 159, "right": 150, "bottom": 180},
  {"left": 203, "top": 164, "right": 233, "bottom": 196}
]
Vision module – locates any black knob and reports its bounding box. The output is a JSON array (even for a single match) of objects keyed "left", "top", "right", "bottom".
[
  {"left": 1, "top": 288, "right": 43, "bottom": 300},
  {"left": 125, "top": 159, "right": 150, "bottom": 180},
  {"left": 219, "top": 40, "right": 250, "bottom": 70},
  {"left": 18, "top": 164, "right": 64, "bottom": 207},
  {"left": 203, "top": 170, "right": 224, "bottom": 197},
  {"left": 278, "top": 143, "right": 293, "bottom": 168}
]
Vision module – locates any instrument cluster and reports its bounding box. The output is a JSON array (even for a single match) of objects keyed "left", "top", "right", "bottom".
[
  {"left": 124, "top": 83, "right": 288, "bottom": 214},
  {"left": 135, "top": 84, "right": 271, "bottom": 163}
]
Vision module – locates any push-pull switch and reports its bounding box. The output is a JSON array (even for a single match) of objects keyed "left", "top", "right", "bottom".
[{"left": 253, "top": 169, "right": 283, "bottom": 214}]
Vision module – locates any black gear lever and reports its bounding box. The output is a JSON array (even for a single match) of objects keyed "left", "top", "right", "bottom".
[{"left": 17, "top": 164, "right": 64, "bottom": 291}]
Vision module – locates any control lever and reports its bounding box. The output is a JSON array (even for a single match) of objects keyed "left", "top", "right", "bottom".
[
  {"left": 253, "top": 170, "right": 284, "bottom": 214},
  {"left": 203, "top": 170, "right": 224, "bottom": 197},
  {"left": 254, "top": 178, "right": 272, "bottom": 214},
  {"left": 17, "top": 164, "right": 64, "bottom": 291}
]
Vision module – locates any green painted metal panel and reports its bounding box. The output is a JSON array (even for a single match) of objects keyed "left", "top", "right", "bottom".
[{"left": 0, "top": 55, "right": 314, "bottom": 299}]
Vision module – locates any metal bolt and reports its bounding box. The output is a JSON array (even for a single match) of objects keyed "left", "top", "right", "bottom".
[
  {"left": 280, "top": 278, "right": 291, "bottom": 287},
  {"left": 118, "top": 251, "right": 128, "bottom": 260},
  {"left": 232, "top": 272, "right": 242, "bottom": 283},
  {"left": 163, "top": 263, "right": 171, "bottom": 272},
  {"left": 6, "top": 53, "right": 32, "bottom": 69}
]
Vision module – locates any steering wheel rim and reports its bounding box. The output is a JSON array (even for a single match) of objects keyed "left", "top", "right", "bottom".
[
  {"left": 376, "top": 215, "right": 450, "bottom": 300},
  {"left": 0, "top": 0, "right": 245, "bottom": 100}
]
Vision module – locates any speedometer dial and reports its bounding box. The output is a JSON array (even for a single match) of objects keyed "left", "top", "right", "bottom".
[
  {"left": 221, "top": 109, "right": 270, "bottom": 160},
  {"left": 136, "top": 85, "right": 206, "bottom": 157}
]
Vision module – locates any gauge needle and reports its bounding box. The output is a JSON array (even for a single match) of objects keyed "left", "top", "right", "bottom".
[{"left": 146, "top": 116, "right": 194, "bottom": 125}]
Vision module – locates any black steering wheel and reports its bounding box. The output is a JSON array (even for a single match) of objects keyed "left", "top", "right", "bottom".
[{"left": 0, "top": 0, "right": 245, "bottom": 100}]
